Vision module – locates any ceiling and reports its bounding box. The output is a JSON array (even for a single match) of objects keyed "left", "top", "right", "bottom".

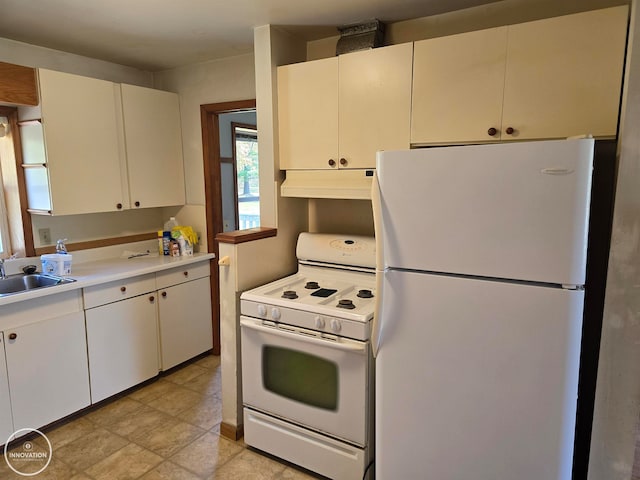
[{"left": 0, "top": 0, "right": 502, "bottom": 72}]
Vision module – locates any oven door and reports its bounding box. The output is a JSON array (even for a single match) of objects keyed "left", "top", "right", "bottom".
[{"left": 240, "top": 316, "right": 370, "bottom": 446}]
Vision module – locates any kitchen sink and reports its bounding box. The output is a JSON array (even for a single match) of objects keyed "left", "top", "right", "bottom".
[{"left": 0, "top": 273, "right": 76, "bottom": 297}]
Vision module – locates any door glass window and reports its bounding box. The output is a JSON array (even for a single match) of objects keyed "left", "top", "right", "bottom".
[{"left": 263, "top": 346, "right": 338, "bottom": 411}]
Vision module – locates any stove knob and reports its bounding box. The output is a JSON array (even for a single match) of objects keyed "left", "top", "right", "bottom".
[
  {"left": 330, "top": 318, "right": 342, "bottom": 333},
  {"left": 257, "top": 304, "right": 267, "bottom": 317},
  {"left": 271, "top": 307, "right": 281, "bottom": 321},
  {"left": 314, "top": 316, "right": 326, "bottom": 329}
]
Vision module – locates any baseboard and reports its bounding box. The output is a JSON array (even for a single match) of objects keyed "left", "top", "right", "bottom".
[{"left": 220, "top": 421, "right": 244, "bottom": 441}]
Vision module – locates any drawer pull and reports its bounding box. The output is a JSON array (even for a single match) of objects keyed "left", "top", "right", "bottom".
[
  {"left": 8, "top": 333, "right": 17, "bottom": 340},
  {"left": 487, "top": 127, "right": 498, "bottom": 136},
  {"left": 339, "top": 158, "right": 347, "bottom": 166},
  {"left": 183, "top": 271, "right": 189, "bottom": 277},
  {"left": 161, "top": 292, "right": 167, "bottom": 298},
  {"left": 120, "top": 286, "right": 126, "bottom": 292},
  {"left": 328, "top": 159, "right": 336, "bottom": 167},
  {"left": 505, "top": 127, "right": 515, "bottom": 135},
  {"left": 149, "top": 296, "right": 155, "bottom": 302}
]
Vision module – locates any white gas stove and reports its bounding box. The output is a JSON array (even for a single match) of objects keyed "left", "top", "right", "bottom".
[
  {"left": 240, "top": 233, "right": 376, "bottom": 480},
  {"left": 240, "top": 232, "right": 376, "bottom": 340}
]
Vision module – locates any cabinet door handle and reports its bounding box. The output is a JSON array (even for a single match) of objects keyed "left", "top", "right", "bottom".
[
  {"left": 328, "top": 159, "right": 336, "bottom": 167},
  {"left": 339, "top": 158, "right": 347, "bottom": 166},
  {"left": 8, "top": 333, "right": 17, "bottom": 340},
  {"left": 134, "top": 201, "right": 141, "bottom": 207},
  {"left": 149, "top": 295, "right": 155, "bottom": 302},
  {"left": 487, "top": 127, "right": 498, "bottom": 137},
  {"left": 183, "top": 271, "right": 189, "bottom": 277},
  {"left": 161, "top": 291, "right": 167, "bottom": 298},
  {"left": 116, "top": 203, "right": 123, "bottom": 210},
  {"left": 120, "top": 286, "right": 127, "bottom": 292},
  {"left": 505, "top": 127, "right": 515, "bottom": 135}
]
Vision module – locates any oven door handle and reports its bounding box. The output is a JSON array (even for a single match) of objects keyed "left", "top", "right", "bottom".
[{"left": 240, "top": 318, "right": 368, "bottom": 354}]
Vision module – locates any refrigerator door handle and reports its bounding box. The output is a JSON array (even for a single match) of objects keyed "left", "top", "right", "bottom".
[
  {"left": 371, "top": 168, "right": 384, "bottom": 357},
  {"left": 371, "top": 168, "right": 384, "bottom": 272},
  {"left": 372, "top": 270, "right": 384, "bottom": 357}
]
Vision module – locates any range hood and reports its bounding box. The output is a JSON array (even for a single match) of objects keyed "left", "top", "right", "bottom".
[{"left": 280, "top": 169, "right": 375, "bottom": 200}]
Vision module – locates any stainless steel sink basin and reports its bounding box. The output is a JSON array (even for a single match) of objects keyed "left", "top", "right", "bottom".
[{"left": 0, "top": 274, "right": 76, "bottom": 297}]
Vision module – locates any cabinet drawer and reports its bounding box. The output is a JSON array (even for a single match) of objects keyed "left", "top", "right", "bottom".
[
  {"left": 156, "top": 262, "right": 210, "bottom": 290},
  {"left": 83, "top": 274, "right": 156, "bottom": 309}
]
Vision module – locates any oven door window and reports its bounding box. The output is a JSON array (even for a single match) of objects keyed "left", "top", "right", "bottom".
[{"left": 263, "top": 346, "right": 338, "bottom": 411}]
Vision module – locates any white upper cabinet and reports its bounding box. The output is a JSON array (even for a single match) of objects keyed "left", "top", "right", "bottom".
[
  {"left": 411, "top": 27, "right": 508, "bottom": 145},
  {"left": 20, "top": 69, "right": 126, "bottom": 214},
  {"left": 278, "top": 57, "right": 339, "bottom": 170},
  {"left": 411, "top": 5, "right": 628, "bottom": 145},
  {"left": 19, "top": 70, "right": 185, "bottom": 215},
  {"left": 278, "top": 43, "right": 413, "bottom": 170},
  {"left": 121, "top": 84, "right": 185, "bottom": 209},
  {"left": 501, "top": 6, "right": 628, "bottom": 140}
]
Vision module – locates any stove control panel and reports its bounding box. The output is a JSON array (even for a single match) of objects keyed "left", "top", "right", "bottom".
[{"left": 240, "top": 300, "right": 370, "bottom": 342}]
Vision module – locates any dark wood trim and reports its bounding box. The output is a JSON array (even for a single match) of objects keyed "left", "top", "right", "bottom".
[
  {"left": 200, "top": 99, "right": 256, "bottom": 357},
  {"left": 0, "top": 62, "right": 38, "bottom": 106},
  {"left": 216, "top": 227, "right": 277, "bottom": 245},
  {"left": 220, "top": 421, "right": 244, "bottom": 441},
  {"left": 35, "top": 232, "right": 157, "bottom": 255},
  {"left": 0, "top": 106, "right": 35, "bottom": 257}
]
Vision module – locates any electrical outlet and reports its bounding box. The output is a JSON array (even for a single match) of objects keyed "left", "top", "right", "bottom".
[{"left": 38, "top": 228, "right": 51, "bottom": 245}]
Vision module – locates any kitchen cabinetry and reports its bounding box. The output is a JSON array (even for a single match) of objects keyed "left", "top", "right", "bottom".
[
  {"left": 84, "top": 274, "right": 159, "bottom": 403},
  {"left": 156, "top": 263, "right": 213, "bottom": 370},
  {"left": 120, "top": 84, "right": 185, "bottom": 209},
  {"left": 1, "top": 290, "right": 90, "bottom": 431},
  {"left": 19, "top": 69, "right": 126, "bottom": 214},
  {"left": 0, "top": 62, "right": 38, "bottom": 106},
  {"left": 0, "top": 335, "right": 14, "bottom": 443},
  {"left": 18, "top": 70, "right": 185, "bottom": 215},
  {"left": 278, "top": 42, "right": 413, "bottom": 170},
  {"left": 411, "top": 6, "right": 628, "bottom": 144}
]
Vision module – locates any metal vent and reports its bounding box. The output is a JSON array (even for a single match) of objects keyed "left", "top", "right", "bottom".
[{"left": 336, "top": 19, "right": 385, "bottom": 55}]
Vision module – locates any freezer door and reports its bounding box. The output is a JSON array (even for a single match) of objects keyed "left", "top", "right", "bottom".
[
  {"left": 376, "top": 138, "right": 593, "bottom": 285},
  {"left": 376, "top": 269, "right": 583, "bottom": 480}
]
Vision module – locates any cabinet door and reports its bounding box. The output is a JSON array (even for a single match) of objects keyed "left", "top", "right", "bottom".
[
  {"left": 86, "top": 294, "right": 159, "bottom": 403},
  {"left": 412, "top": 28, "right": 508, "bottom": 145},
  {"left": 338, "top": 43, "right": 413, "bottom": 168},
  {"left": 277, "top": 57, "right": 339, "bottom": 170},
  {"left": 5, "top": 312, "right": 90, "bottom": 430},
  {"left": 38, "top": 69, "right": 127, "bottom": 214},
  {"left": 121, "top": 84, "right": 186, "bottom": 208},
  {"left": 502, "top": 6, "right": 628, "bottom": 140},
  {"left": 158, "top": 277, "right": 213, "bottom": 370},
  {"left": 0, "top": 335, "right": 14, "bottom": 442}
]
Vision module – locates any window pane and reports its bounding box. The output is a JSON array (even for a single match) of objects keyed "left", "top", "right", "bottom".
[
  {"left": 263, "top": 346, "right": 338, "bottom": 411},
  {"left": 236, "top": 133, "right": 259, "bottom": 229}
]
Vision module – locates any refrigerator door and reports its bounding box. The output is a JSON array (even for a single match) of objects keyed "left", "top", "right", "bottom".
[
  {"left": 376, "top": 138, "right": 594, "bottom": 285},
  {"left": 376, "top": 269, "right": 583, "bottom": 480}
]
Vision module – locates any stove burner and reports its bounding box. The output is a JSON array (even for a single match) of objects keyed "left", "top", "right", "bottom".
[
  {"left": 337, "top": 299, "right": 356, "bottom": 309},
  {"left": 357, "top": 289, "right": 374, "bottom": 299},
  {"left": 305, "top": 281, "right": 320, "bottom": 289},
  {"left": 282, "top": 290, "right": 298, "bottom": 299}
]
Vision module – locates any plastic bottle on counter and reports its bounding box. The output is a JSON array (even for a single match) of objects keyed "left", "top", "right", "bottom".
[{"left": 164, "top": 217, "right": 178, "bottom": 232}]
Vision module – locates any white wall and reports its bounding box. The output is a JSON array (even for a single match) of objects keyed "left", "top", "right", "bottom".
[{"left": 589, "top": 1, "right": 640, "bottom": 478}]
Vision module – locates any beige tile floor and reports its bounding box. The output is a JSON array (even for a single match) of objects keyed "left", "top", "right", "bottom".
[{"left": 0, "top": 354, "right": 325, "bottom": 479}]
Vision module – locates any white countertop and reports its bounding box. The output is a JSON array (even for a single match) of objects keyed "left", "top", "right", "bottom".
[{"left": 0, "top": 253, "right": 215, "bottom": 307}]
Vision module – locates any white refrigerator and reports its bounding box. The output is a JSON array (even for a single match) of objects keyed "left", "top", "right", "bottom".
[{"left": 372, "top": 138, "right": 594, "bottom": 480}]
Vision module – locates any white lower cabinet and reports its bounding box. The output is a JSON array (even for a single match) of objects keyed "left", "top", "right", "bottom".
[
  {"left": 158, "top": 276, "right": 213, "bottom": 370},
  {"left": 85, "top": 292, "right": 159, "bottom": 403},
  {"left": 5, "top": 311, "right": 91, "bottom": 430},
  {"left": 0, "top": 334, "right": 14, "bottom": 443}
]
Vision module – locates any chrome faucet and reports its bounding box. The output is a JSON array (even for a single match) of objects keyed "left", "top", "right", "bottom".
[{"left": 0, "top": 259, "right": 5, "bottom": 280}]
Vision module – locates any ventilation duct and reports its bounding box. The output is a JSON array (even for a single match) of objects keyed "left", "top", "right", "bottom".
[{"left": 336, "top": 19, "right": 386, "bottom": 55}]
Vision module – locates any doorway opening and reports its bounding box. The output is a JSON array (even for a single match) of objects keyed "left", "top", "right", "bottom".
[{"left": 200, "top": 99, "right": 256, "bottom": 354}]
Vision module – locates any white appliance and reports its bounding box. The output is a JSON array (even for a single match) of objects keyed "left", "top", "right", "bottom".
[
  {"left": 240, "top": 233, "right": 376, "bottom": 480},
  {"left": 372, "top": 138, "right": 595, "bottom": 480}
]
